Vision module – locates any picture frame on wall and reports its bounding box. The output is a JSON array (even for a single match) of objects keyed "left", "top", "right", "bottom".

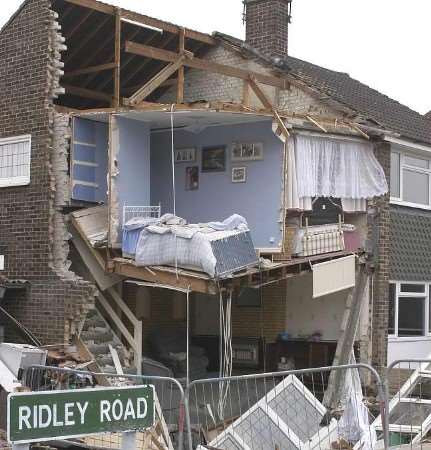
[
  {"left": 185, "top": 166, "right": 199, "bottom": 190},
  {"left": 232, "top": 166, "right": 247, "bottom": 183},
  {"left": 175, "top": 147, "right": 196, "bottom": 163},
  {"left": 201, "top": 146, "right": 226, "bottom": 172},
  {"left": 231, "top": 142, "right": 264, "bottom": 161}
]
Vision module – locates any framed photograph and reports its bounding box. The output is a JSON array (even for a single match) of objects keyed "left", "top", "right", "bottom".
[
  {"left": 175, "top": 147, "right": 196, "bottom": 163},
  {"left": 185, "top": 166, "right": 199, "bottom": 191},
  {"left": 232, "top": 166, "right": 247, "bottom": 183},
  {"left": 201, "top": 146, "right": 226, "bottom": 172},
  {"left": 231, "top": 142, "right": 264, "bottom": 161}
]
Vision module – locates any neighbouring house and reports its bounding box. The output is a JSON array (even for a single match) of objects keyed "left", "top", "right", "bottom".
[{"left": 0, "top": 0, "right": 429, "bottom": 382}]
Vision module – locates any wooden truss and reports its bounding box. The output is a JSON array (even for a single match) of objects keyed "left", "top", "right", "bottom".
[{"left": 58, "top": 0, "right": 372, "bottom": 139}]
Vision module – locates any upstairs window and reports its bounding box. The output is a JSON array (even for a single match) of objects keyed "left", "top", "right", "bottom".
[
  {"left": 391, "top": 150, "right": 431, "bottom": 208},
  {"left": 0, "top": 135, "right": 31, "bottom": 188}
]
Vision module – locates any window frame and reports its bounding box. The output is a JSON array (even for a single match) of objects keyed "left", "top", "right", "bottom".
[
  {"left": 390, "top": 149, "right": 431, "bottom": 210},
  {"left": 0, "top": 134, "right": 32, "bottom": 188},
  {"left": 389, "top": 281, "right": 431, "bottom": 339}
]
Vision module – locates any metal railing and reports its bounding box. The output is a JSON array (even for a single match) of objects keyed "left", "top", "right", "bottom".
[
  {"left": 185, "top": 364, "right": 386, "bottom": 450},
  {"left": 22, "top": 365, "right": 186, "bottom": 450},
  {"left": 383, "top": 359, "right": 431, "bottom": 450}
]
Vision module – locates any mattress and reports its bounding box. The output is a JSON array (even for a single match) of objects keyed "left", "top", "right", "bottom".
[{"left": 124, "top": 214, "right": 259, "bottom": 278}]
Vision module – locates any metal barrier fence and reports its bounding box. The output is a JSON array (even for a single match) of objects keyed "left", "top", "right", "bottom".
[
  {"left": 384, "top": 359, "right": 431, "bottom": 450},
  {"left": 185, "top": 364, "right": 386, "bottom": 450},
  {"left": 23, "top": 361, "right": 431, "bottom": 450},
  {"left": 22, "top": 365, "right": 186, "bottom": 450}
]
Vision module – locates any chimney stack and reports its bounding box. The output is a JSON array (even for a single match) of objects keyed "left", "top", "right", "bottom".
[{"left": 244, "top": 0, "right": 292, "bottom": 59}]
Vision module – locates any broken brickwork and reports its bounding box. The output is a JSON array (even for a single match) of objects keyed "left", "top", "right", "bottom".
[{"left": 0, "top": 0, "right": 94, "bottom": 344}]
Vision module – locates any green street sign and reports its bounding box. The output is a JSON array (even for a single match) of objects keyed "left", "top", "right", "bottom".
[{"left": 8, "top": 385, "right": 155, "bottom": 444}]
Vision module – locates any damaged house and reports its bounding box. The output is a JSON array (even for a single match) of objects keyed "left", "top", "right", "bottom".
[{"left": 0, "top": 0, "right": 429, "bottom": 385}]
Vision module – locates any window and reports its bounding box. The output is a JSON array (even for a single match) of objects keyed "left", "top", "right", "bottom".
[
  {"left": 389, "top": 282, "right": 431, "bottom": 337},
  {"left": 0, "top": 135, "right": 31, "bottom": 187},
  {"left": 390, "top": 149, "right": 431, "bottom": 208}
]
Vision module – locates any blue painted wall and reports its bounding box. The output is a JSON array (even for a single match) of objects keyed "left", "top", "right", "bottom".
[
  {"left": 150, "top": 120, "right": 283, "bottom": 248},
  {"left": 117, "top": 117, "right": 151, "bottom": 229},
  {"left": 73, "top": 118, "right": 108, "bottom": 203}
]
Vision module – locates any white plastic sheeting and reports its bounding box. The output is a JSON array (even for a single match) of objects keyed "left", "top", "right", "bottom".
[{"left": 339, "top": 353, "right": 377, "bottom": 450}]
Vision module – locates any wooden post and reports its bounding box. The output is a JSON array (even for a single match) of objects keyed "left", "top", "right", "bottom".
[
  {"left": 113, "top": 9, "right": 121, "bottom": 107},
  {"left": 177, "top": 28, "right": 185, "bottom": 103},
  {"left": 243, "top": 80, "right": 251, "bottom": 107},
  {"left": 323, "top": 263, "right": 370, "bottom": 410}
]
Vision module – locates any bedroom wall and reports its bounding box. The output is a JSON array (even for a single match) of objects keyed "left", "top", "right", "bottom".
[
  {"left": 117, "top": 117, "right": 151, "bottom": 228},
  {"left": 150, "top": 120, "right": 284, "bottom": 249}
]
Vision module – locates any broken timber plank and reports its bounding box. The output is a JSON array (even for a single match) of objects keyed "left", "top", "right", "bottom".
[
  {"left": 113, "top": 258, "right": 218, "bottom": 294},
  {"left": 124, "top": 41, "right": 288, "bottom": 89},
  {"left": 248, "top": 76, "right": 290, "bottom": 140}
]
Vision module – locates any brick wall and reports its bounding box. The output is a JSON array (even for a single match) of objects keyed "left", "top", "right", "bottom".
[
  {"left": 231, "top": 281, "right": 287, "bottom": 342},
  {"left": 123, "top": 280, "right": 288, "bottom": 354},
  {"left": 0, "top": 0, "right": 94, "bottom": 345},
  {"left": 369, "top": 142, "right": 391, "bottom": 370},
  {"left": 244, "top": 0, "right": 290, "bottom": 59}
]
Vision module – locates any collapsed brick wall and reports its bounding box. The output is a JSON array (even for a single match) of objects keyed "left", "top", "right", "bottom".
[{"left": 0, "top": 0, "right": 95, "bottom": 345}]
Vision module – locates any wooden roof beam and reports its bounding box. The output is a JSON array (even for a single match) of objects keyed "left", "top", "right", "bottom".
[
  {"left": 63, "top": 0, "right": 115, "bottom": 15},
  {"left": 126, "top": 55, "right": 185, "bottom": 106},
  {"left": 125, "top": 41, "right": 289, "bottom": 89},
  {"left": 64, "top": 9, "right": 94, "bottom": 39},
  {"left": 248, "top": 76, "right": 290, "bottom": 139},
  {"left": 63, "top": 62, "right": 117, "bottom": 78},
  {"left": 120, "top": 33, "right": 178, "bottom": 89},
  {"left": 82, "top": 26, "right": 144, "bottom": 89},
  {"left": 123, "top": 77, "right": 177, "bottom": 96},
  {"left": 62, "top": 0, "right": 216, "bottom": 45},
  {"left": 65, "top": 14, "right": 112, "bottom": 64},
  {"left": 63, "top": 84, "right": 113, "bottom": 103},
  {"left": 120, "top": 10, "right": 216, "bottom": 46}
]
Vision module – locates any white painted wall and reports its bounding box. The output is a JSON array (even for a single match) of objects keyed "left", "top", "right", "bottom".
[{"left": 285, "top": 273, "right": 349, "bottom": 340}]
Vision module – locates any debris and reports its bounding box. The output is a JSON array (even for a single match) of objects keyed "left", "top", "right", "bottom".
[{"left": 0, "top": 343, "right": 47, "bottom": 377}]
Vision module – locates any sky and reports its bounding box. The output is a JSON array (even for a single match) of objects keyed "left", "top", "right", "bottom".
[{"left": 1, "top": 0, "right": 430, "bottom": 115}]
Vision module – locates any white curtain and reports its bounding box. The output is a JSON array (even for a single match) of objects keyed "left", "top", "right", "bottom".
[
  {"left": 296, "top": 134, "right": 388, "bottom": 199},
  {"left": 285, "top": 137, "right": 312, "bottom": 210},
  {"left": 284, "top": 134, "right": 388, "bottom": 211}
]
